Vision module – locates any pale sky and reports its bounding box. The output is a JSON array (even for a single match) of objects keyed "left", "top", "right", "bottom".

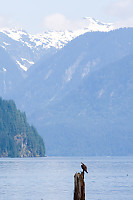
[{"left": 0, "top": 0, "right": 133, "bottom": 34}]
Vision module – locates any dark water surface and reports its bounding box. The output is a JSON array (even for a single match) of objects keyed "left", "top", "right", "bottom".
[{"left": 0, "top": 157, "right": 133, "bottom": 200}]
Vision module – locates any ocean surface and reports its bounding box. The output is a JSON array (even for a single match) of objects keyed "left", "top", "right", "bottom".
[{"left": 0, "top": 156, "right": 133, "bottom": 200}]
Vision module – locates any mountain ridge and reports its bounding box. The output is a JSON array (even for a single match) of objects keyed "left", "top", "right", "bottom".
[
  {"left": 0, "top": 17, "right": 116, "bottom": 71},
  {"left": 7, "top": 27, "right": 133, "bottom": 156}
]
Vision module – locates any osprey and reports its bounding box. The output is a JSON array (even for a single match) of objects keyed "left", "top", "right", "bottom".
[{"left": 81, "top": 162, "right": 88, "bottom": 173}]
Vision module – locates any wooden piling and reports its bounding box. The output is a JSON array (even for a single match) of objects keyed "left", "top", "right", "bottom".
[{"left": 74, "top": 172, "right": 85, "bottom": 200}]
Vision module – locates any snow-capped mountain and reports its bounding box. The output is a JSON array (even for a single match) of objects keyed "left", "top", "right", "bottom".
[
  {"left": 0, "top": 17, "right": 115, "bottom": 71},
  {"left": 9, "top": 27, "right": 133, "bottom": 156},
  {"left": 1, "top": 23, "right": 133, "bottom": 156},
  {"left": 30, "top": 17, "right": 115, "bottom": 49}
]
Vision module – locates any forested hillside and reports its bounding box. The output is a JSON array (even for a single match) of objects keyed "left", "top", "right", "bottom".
[{"left": 0, "top": 97, "right": 45, "bottom": 157}]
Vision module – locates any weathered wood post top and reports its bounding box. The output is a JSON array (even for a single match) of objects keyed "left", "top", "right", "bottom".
[{"left": 74, "top": 162, "right": 88, "bottom": 200}]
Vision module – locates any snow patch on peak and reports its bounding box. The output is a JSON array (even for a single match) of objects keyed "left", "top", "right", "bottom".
[
  {"left": 1, "top": 45, "right": 6, "bottom": 50},
  {"left": 83, "top": 17, "right": 113, "bottom": 26},
  {"left": 0, "top": 28, "right": 28, "bottom": 41},
  {"left": 81, "top": 17, "right": 114, "bottom": 32},
  {"left": 21, "top": 58, "right": 34, "bottom": 65},
  {"left": 3, "top": 67, "right": 7, "bottom": 72},
  {"left": 3, "top": 42, "right": 10, "bottom": 46},
  {"left": 16, "top": 60, "right": 28, "bottom": 71}
]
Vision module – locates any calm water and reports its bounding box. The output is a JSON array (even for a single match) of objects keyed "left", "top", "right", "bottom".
[{"left": 0, "top": 157, "right": 133, "bottom": 200}]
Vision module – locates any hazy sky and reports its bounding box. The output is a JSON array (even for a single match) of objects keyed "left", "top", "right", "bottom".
[{"left": 0, "top": 0, "right": 133, "bottom": 33}]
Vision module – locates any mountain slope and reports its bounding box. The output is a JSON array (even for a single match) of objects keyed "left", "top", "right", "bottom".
[
  {"left": 12, "top": 28, "right": 133, "bottom": 110},
  {"left": 9, "top": 28, "right": 133, "bottom": 156},
  {"left": 0, "top": 29, "right": 51, "bottom": 72},
  {"left": 32, "top": 54, "right": 133, "bottom": 156},
  {"left": 0, "top": 46, "right": 23, "bottom": 97},
  {"left": 0, "top": 97, "right": 45, "bottom": 157}
]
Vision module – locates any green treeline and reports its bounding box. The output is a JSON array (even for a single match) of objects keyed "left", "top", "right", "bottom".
[{"left": 0, "top": 97, "right": 45, "bottom": 157}]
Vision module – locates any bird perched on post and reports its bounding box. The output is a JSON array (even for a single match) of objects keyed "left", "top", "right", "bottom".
[{"left": 81, "top": 162, "right": 88, "bottom": 173}]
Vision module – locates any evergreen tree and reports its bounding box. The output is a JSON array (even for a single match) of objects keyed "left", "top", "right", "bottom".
[{"left": 0, "top": 97, "right": 45, "bottom": 157}]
